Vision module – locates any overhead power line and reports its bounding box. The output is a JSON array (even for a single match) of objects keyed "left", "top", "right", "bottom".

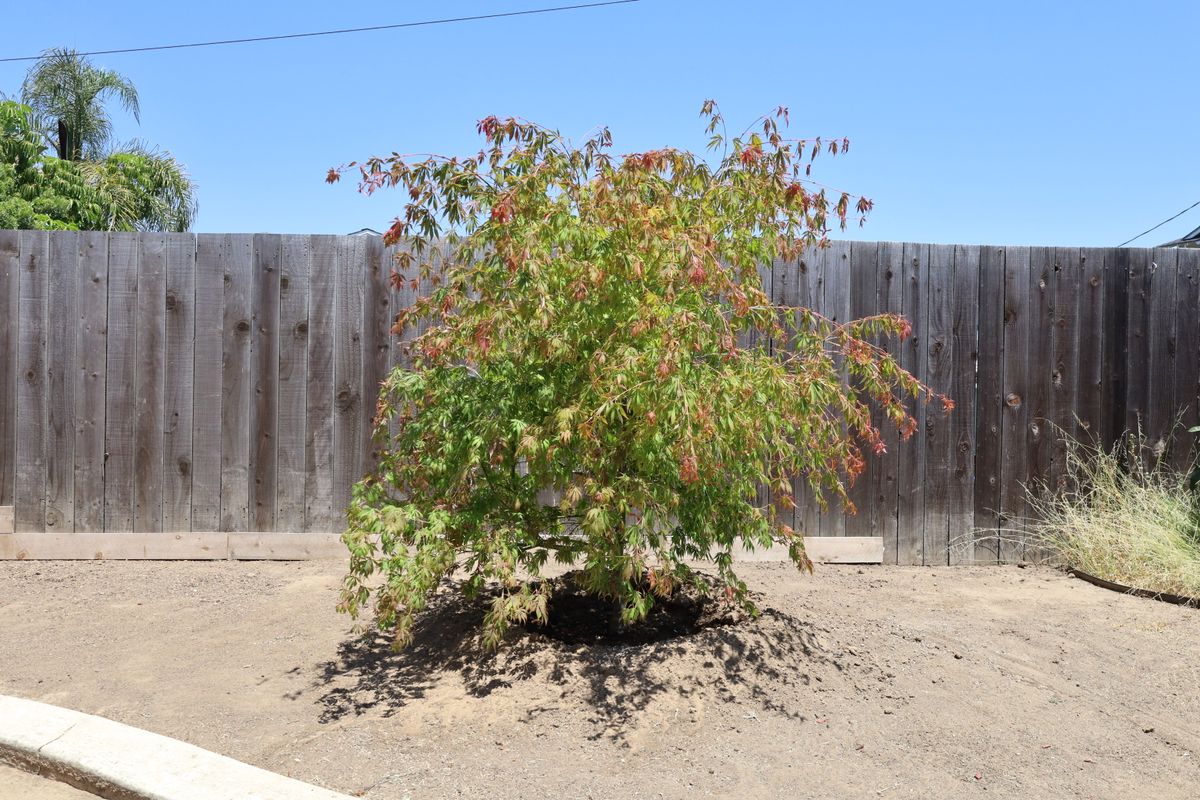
[
  {"left": 1117, "top": 199, "right": 1200, "bottom": 247},
  {"left": 0, "top": 1, "right": 640, "bottom": 63}
]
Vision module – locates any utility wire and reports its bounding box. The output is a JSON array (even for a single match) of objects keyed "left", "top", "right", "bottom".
[
  {"left": 0, "top": 1, "right": 639, "bottom": 63},
  {"left": 1117, "top": 199, "right": 1200, "bottom": 247}
]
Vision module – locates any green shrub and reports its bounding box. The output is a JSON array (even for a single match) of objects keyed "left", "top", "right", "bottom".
[{"left": 332, "top": 104, "right": 942, "bottom": 647}]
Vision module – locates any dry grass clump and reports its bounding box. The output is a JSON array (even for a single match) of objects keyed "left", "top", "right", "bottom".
[{"left": 1026, "top": 431, "right": 1200, "bottom": 598}]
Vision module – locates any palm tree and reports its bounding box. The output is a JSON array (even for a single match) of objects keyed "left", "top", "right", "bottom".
[
  {"left": 17, "top": 48, "right": 196, "bottom": 231},
  {"left": 21, "top": 47, "right": 140, "bottom": 162}
]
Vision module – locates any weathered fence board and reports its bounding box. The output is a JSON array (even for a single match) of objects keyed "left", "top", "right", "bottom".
[
  {"left": 332, "top": 236, "right": 365, "bottom": 520},
  {"left": 1146, "top": 248, "right": 1179, "bottom": 462},
  {"left": 45, "top": 232, "right": 78, "bottom": 531},
  {"left": 845, "top": 240, "right": 878, "bottom": 539},
  {"left": 873, "top": 241, "right": 904, "bottom": 563},
  {"left": 1124, "top": 248, "right": 1153, "bottom": 441},
  {"left": 15, "top": 231, "right": 48, "bottom": 531},
  {"left": 896, "top": 241, "right": 928, "bottom": 565},
  {"left": 0, "top": 232, "right": 17, "bottom": 510},
  {"left": 924, "top": 243, "right": 954, "bottom": 565},
  {"left": 103, "top": 234, "right": 138, "bottom": 531},
  {"left": 73, "top": 232, "right": 108, "bottom": 530},
  {"left": 3, "top": 232, "right": 1199, "bottom": 566},
  {"left": 249, "top": 234, "right": 281, "bottom": 531},
  {"left": 163, "top": 234, "right": 196, "bottom": 532},
  {"left": 303, "top": 235, "right": 337, "bottom": 532},
  {"left": 973, "top": 245, "right": 1005, "bottom": 562},
  {"left": 1172, "top": 252, "right": 1200, "bottom": 473},
  {"left": 947, "top": 244, "right": 979, "bottom": 565},
  {"left": 999, "top": 246, "right": 1032, "bottom": 561},
  {"left": 795, "top": 248, "right": 823, "bottom": 540},
  {"left": 1078, "top": 248, "right": 1107, "bottom": 441},
  {"left": 361, "top": 238, "right": 391, "bottom": 474},
  {"left": 133, "top": 233, "right": 166, "bottom": 533},
  {"left": 1050, "top": 246, "right": 1082, "bottom": 493},
  {"left": 220, "top": 235, "right": 253, "bottom": 532},
  {"left": 276, "top": 235, "right": 310, "bottom": 532},
  {"left": 774, "top": 254, "right": 805, "bottom": 539},
  {"left": 191, "top": 235, "right": 225, "bottom": 530},
  {"left": 820, "top": 240, "right": 851, "bottom": 538}
]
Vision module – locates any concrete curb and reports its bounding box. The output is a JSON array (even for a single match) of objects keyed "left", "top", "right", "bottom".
[{"left": 0, "top": 695, "right": 354, "bottom": 800}]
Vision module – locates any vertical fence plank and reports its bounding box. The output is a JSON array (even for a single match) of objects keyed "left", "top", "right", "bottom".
[
  {"left": 45, "top": 232, "right": 78, "bottom": 531},
  {"left": 1146, "top": 248, "right": 1178, "bottom": 462},
  {"left": 0, "top": 231, "right": 17, "bottom": 510},
  {"left": 1172, "top": 250, "right": 1200, "bottom": 473},
  {"left": 1024, "top": 247, "right": 1056, "bottom": 561},
  {"left": 923, "top": 244, "right": 955, "bottom": 565},
  {"left": 332, "top": 236, "right": 365, "bottom": 523},
  {"left": 895, "top": 242, "right": 928, "bottom": 565},
  {"left": 386, "top": 241, "right": 418, "bottom": 449},
  {"left": 1077, "top": 249, "right": 1107, "bottom": 443},
  {"left": 999, "top": 247, "right": 1031, "bottom": 561},
  {"left": 1123, "top": 248, "right": 1153, "bottom": 441},
  {"left": 360, "top": 235, "right": 391, "bottom": 477},
  {"left": 845, "top": 240, "right": 878, "bottom": 538},
  {"left": 276, "top": 235, "right": 311, "bottom": 532},
  {"left": 1103, "top": 249, "right": 1131, "bottom": 446},
  {"left": 16, "top": 231, "right": 49, "bottom": 531},
  {"left": 220, "top": 235, "right": 253, "bottom": 532},
  {"left": 1050, "top": 247, "right": 1082, "bottom": 493},
  {"left": 133, "top": 234, "right": 166, "bottom": 532},
  {"left": 820, "top": 240, "right": 851, "bottom": 537},
  {"left": 163, "top": 234, "right": 196, "bottom": 532},
  {"left": 769, "top": 252, "right": 795, "bottom": 535},
  {"left": 752, "top": 257, "right": 774, "bottom": 520},
  {"left": 775, "top": 251, "right": 807, "bottom": 538},
  {"left": 103, "top": 234, "right": 138, "bottom": 532},
  {"left": 795, "top": 244, "right": 824, "bottom": 539},
  {"left": 874, "top": 241, "right": 904, "bottom": 563},
  {"left": 73, "top": 232, "right": 108, "bottom": 530},
  {"left": 973, "top": 245, "right": 1005, "bottom": 564},
  {"left": 191, "top": 235, "right": 225, "bottom": 530},
  {"left": 304, "top": 235, "right": 338, "bottom": 532},
  {"left": 947, "top": 244, "right": 979, "bottom": 565},
  {"left": 249, "top": 234, "right": 281, "bottom": 531}
]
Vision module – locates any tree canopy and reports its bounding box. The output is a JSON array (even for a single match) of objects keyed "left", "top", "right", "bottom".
[
  {"left": 21, "top": 47, "right": 140, "bottom": 162},
  {"left": 334, "top": 104, "right": 947, "bottom": 647},
  {"left": 1, "top": 49, "right": 196, "bottom": 231}
]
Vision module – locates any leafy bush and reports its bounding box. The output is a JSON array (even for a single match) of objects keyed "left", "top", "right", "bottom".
[
  {"left": 1027, "top": 430, "right": 1200, "bottom": 597},
  {"left": 333, "top": 104, "right": 944, "bottom": 647}
]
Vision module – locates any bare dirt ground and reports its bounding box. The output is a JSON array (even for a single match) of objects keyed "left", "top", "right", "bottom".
[
  {"left": 0, "top": 765, "right": 94, "bottom": 800},
  {"left": 1, "top": 560, "right": 1197, "bottom": 800}
]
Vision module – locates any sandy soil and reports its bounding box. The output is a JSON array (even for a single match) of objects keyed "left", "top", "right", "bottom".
[
  {"left": 0, "top": 560, "right": 1197, "bottom": 800},
  {"left": 0, "top": 765, "right": 94, "bottom": 799}
]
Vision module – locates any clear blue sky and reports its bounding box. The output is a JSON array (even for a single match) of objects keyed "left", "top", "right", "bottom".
[{"left": 3, "top": 0, "right": 1198, "bottom": 246}]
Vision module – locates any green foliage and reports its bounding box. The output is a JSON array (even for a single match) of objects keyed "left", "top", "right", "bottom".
[
  {"left": 21, "top": 47, "right": 139, "bottom": 161},
  {"left": 0, "top": 100, "right": 98, "bottom": 230},
  {"left": 334, "top": 104, "right": 943, "bottom": 648},
  {"left": 1, "top": 50, "right": 196, "bottom": 232}
]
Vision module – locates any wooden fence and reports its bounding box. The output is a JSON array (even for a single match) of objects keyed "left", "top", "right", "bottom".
[{"left": 1, "top": 230, "right": 1197, "bottom": 564}]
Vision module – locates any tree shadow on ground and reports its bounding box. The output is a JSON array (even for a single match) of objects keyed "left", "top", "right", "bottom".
[{"left": 303, "top": 581, "right": 845, "bottom": 739}]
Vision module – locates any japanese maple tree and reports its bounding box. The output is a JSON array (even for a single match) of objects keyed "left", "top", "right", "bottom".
[{"left": 331, "top": 102, "right": 945, "bottom": 647}]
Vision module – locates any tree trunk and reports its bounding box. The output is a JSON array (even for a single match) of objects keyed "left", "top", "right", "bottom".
[
  {"left": 607, "top": 596, "right": 624, "bottom": 636},
  {"left": 56, "top": 119, "right": 70, "bottom": 161}
]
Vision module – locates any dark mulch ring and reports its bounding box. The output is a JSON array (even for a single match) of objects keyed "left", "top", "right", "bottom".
[{"left": 522, "top": 572, "right": 746, "bottom": 646}]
